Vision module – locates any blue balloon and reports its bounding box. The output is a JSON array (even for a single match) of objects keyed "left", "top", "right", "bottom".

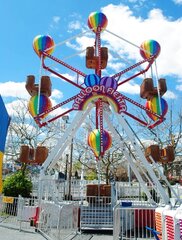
[{"left": 84, "top": 74, "right": 100, "bottom": 87}]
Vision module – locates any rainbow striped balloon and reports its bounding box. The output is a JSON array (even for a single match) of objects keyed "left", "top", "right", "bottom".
[
  {"left": 88, "top": 12, "right": 108, "bottom": 33},
  {"left": 145, "top": 96, "right": 168, "bottom": 121},
  {"left": 140, "top": 40, "right": 161, "bottom": 59},
  {"left": 33, "top": 35, "right": 55, "bottom": 58},
  {"left": 88, "top": 129, "right": 112, "bottom": 158},
  {"left": 100, "top": 76, "right": 118, "bottom": 90},
  {"left": 28, "top": 95, "right": 52, "bottom": 118},
  {"left": 84, "top": 74, "right": 100, "bottom": 87}
]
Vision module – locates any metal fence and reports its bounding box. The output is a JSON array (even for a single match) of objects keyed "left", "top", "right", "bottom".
[
  {"left": 0, "top": 195, "right": 38, "bottom": 232},
  {"left": 1, "top": 180, "right": 182, "bottom": 239},
  {"left": 171, "top": 185, "right": 182, "bottom": 199},
  {"left": 38, "top": 200, "right": 79, "bottom": 240},
  {"left": 115, "top": 182, "right": 161, "bottom": 203},
  {"left": 80, "top": 196, "right": 113, "bottom": 231},
  {"left": 0, "top": 195, "right": 79, "bottom": 239},
  {"left": 38, "top": 179, "right": 105, "bottom": 201},
  {"left": 37, "top": 180, "right": 182, "bottom": 204},
  {"left": 113, "top": 202, "right": 157, "bottom": 240}
]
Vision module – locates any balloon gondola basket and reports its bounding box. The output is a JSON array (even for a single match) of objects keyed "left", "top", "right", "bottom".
[
  {"left": 86, "top": 184, "right": 111, "bottom": 205},
  {"left": 25, "top": 75, "right": 52, "bottom": 97},
  {"left": 19, "top": 145, "right": 48, "bottom": 165},
  {"left": 140, "top": 78, "right": 167, "bottom": 100},
  {"left": 145, "top": 144, "right": 175, "bottom": 163}
]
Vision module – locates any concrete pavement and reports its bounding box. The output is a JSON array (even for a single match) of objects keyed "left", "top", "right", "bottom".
[
  {"left": 0, "top": 226, "right": 113, "bottom": 240},
  {"left": 0, "top": 227, "right": 45, "bottom": 240}
]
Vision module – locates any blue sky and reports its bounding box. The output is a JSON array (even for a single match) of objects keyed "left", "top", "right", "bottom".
[{"left": 0, "top": 0, "right": 182, "bottom": 121}]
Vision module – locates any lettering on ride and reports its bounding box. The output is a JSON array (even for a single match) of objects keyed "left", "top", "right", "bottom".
[{"left": 72, "top": 85, "right": 127, "bottom": 113}]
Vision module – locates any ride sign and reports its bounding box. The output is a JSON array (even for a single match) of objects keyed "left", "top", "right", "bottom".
[{"left": 72, "top": 85, "right": 127, "bottom": 113}]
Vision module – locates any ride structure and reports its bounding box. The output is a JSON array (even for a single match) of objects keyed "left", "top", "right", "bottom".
[{"left": 25, "top": 12, "right": 179, "bottom": 206}]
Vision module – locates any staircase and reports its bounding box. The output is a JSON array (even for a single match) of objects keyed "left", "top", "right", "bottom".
[{"left": 80, "top": 199, "right": 113, "bottom": 230}]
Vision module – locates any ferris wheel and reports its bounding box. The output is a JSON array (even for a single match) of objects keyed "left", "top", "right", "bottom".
[
  {"left": 25, "top": 12, "right": 178, "bottom": 205},
  {"left": 26, "top": 12, "right": 168, "bottom": 159}
]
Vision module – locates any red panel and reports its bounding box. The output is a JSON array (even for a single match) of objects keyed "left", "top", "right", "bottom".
[{"left": 135, "top": 209, "right": 155, "bottom": 228}]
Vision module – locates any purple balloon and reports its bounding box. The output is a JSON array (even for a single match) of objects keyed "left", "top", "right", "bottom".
[{"left": 100, "top": 76, "right": 118, "bottom": 90}]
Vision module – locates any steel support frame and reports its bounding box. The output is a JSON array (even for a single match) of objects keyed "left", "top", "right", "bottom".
[
  {"left": 117, "top": 112, "right": 170, "bottom": 204},
  {"left": 40, "top": 104, "right": 93, "bottom": 179},
  {"left": 40, "top": 100, "right": 170, "bottom": 205},
  {"left": 104, "top": 111, "right": 170, "bottom": 205},
  {"left": 104, "top": 112, "right": 156, "bottom": 205},
  {"left": 149, "top": 155, "right": 181, "bottom": 204}
]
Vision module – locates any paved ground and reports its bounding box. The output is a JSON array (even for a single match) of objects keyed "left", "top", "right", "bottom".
[
  {"left": 0, "top": 226, "right": 45, "bottom": 240},
  {"left": 0, "top": 227, "right": 113, "bottom": 240},
  {"left": 75, "top": 230, "right": 113, "bottom": 240}
]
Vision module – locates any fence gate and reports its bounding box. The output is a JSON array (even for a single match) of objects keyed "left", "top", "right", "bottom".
[
  {"left": 0, "top": 195, "right": 38, "bottom": 232},
  {"left": 113, "top": 203, "right": 156, "bottom": 240}
]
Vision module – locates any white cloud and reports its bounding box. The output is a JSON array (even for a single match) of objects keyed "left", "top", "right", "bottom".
[
  {"left": 50, "top": 16, "right": 61, "bottom": 29},
  {"left": 50, "top": 72, "right": 77, "bottom": 81},
  {"left": 50, "top": 72, "right": 85, "bottom": 86},
  {"left": 0, "top": 81, "right": 64, "bottom": 101},
  {"left": 0, "top": 82, "right": 29, "bottom": 99},
  {"left": 173, "top": 0, "right": 182, "bottom": 4},
  {"left": 66, "top": 35, "right": 95, "bottom": 52},
  {"left": 118, "top": 80, "right": 140, "bottom": 94},
  {"left": 163, "top": 90, "right": 177, "bottom": 99},
  {"left": 107, "top": 61, "right": 125, "bottom": 73},
  {"left": 51, "top": 89, "right": 63, "bottom": 99},
  {"left": 5, "top": 99, "right": 29, "bottom": 117},
  {"left": 53, "top": 16, "right": 60, "bottom": 24},
  {"left": 176, "top": 84, "right": 182, "bottom": 91},
  {"left": 128, "top": 0, "right": 138, "bottom": 2},
  {"left": 68, "top": 20, "right": 82, "bottom": 31},
  {"left": 176, "top": 78, "right": 182, "bottom": 91}
]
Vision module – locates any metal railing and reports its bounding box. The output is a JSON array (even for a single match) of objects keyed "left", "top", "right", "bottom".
[
  {"left": 37, "top": 180, "right": 182, "bottom": 204},
  {"left": 113, "top": 202, "right": 157, "bottom": 240},
  {"left": 38, "top": 179, "right": 105, "bottom": 201},
  {"left": 0, "top": 195, "right": 38, "bottom": 231},
  {"left": 115, "top": 182, "right": 161, "bottom": 203},
  {"left": 80, "top": 196, "right": 113, "bottom": 230},
  {"left": 38, "top": 200, "right": 79, "bottom": 240}
]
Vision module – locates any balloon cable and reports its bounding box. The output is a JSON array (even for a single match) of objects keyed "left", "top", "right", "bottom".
[
  {"left": 105, "top": 29, "right": 153, "bottom": 56},
  {"left": 154, "top": 60, "right": 162, "bottom": 115},
  {"left": 37, "top": 55, "right": 43, "bottom": 116},
  {"left": 45, "top": 29, "right": 92, "bottom": 52},
  {"left": 97, "top": 160, "right": 101, "bottom": 191}
]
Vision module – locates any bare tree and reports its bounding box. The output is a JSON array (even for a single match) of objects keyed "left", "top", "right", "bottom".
[
  {"left": 5, "top": 98, "right": 62, "bottom": 170},
  {"left": 73, "top": 132, "right": 125, "bottom": 184},
  {"left": 135, "top": 103, "right": 182, "bottom": 180}
]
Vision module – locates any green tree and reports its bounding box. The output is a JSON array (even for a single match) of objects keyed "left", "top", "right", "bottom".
[{"left": 3, "top": 170, "right": 32, "bottom": 197}]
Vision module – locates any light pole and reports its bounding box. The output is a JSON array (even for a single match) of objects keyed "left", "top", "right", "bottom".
[
  {"left": 62, "top": 115, "right": 73, "bottom": 200},
  {"left": 62, "top": 115, "right": 70, "bottom": 182},
  {"left": 68, "top": 139, "right": 73, "bottom": 200},
  {"left": 65, "top": 154, "right": 69, "bottom": 180}
]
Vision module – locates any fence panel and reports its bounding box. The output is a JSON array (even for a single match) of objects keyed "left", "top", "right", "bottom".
[
  {"left": 80, "top": 196, "right": 113, "bottom": 230},
  {"left": 113, "top": 203, "right": 156, "bottom": 240},
  {"left": 0, "top": 195, "right": 38, "bottom": 232},
  {"left": 38, "top": 179, "right": 105, "bottom": 202},
  {"left": 38, "top": 201, "right": 79, "bottom": 240}
]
